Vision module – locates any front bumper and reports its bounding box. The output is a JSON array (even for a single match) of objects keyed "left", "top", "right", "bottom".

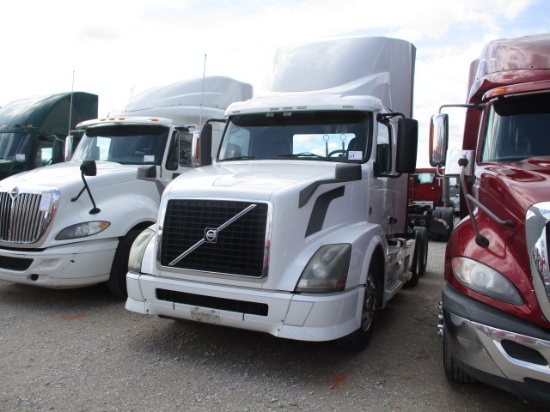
[
  {"left": 442, "top": 285, "right": 550, "bottom": 406},
  {"left": 126, "top": 272, "right": 362, "bottom": 342},
  {"left": 0, "top": 238, "right": 119, "bottom": 288}
]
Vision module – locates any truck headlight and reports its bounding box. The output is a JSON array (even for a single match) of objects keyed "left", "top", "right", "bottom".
[
  {"left": 55, "top": 221, "right": 110, "bottom": 240},
  {"left": 128, "top": 228, "right": 155, "bottom": 274},
  {"left": 295, "top": 244, "right": 351, "bottom": 293},
  {"left": 452, "top": 257, "right": 523, "bottom": 305}
]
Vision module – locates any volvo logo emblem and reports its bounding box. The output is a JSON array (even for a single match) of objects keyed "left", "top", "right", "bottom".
[
  {"left": 10, "top": 186, "right": 19, "bottom": 198},
  {"left": 205, "top": 228, "right": 218, "bottom": 243}
]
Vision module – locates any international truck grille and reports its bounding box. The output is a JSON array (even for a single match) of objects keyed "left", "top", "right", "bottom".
[
  {"left": 160, "top": 199, "right": 268, "bottom": 277},
  {"left": 0, "top": 190, "right": 58, "bottom": 244}
]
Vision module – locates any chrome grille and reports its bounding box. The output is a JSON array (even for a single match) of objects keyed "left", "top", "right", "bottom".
[
  {"left": 160, "top": 199, "right": 269, "bottom": 277},
  {"left": 526, "top": 202, "right": 550, "bottom": 321},
  {"left": 0, "top": 189, "right": 59, "bottom": 244}
]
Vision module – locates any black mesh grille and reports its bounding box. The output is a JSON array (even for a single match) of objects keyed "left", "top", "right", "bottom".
[{"left": 160, "top": 199, "right": 268, "bottom": 277}]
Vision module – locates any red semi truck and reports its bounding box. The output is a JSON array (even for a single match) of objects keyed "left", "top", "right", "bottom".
[
  {"left": 432, "top": 33, "right": 550, "bottom": 406},
  {"left": 407, "top": 167, "right": 455, "bottom": 241}
]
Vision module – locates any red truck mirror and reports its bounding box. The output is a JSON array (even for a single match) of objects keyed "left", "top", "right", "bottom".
[{"left": 429, "top": 114, "right": 449, "bottom": 167}]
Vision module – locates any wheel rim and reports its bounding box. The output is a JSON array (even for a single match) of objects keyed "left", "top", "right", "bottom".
[{"left": 361, "top": 273, "right": 376, "bottom": 332}]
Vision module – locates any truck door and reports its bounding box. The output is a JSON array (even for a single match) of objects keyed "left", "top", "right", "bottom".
[{"left": 371, "top": 119, "right": 399, "bottom": 235}]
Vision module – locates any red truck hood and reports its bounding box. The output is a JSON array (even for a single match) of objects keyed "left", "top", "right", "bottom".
[{"left": 481, "top": 157, "right": 550, "bottom": 218}]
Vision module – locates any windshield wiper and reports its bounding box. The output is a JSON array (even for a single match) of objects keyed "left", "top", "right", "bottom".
[
  {"left": 278, "top": 152, "right": 327, "bottom": 160},
  {"left": 222, "top": 155, "right": 256, "bottom": 161}
]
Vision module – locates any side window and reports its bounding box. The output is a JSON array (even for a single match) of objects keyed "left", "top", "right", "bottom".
[
  {"left": 35, "top": 141, "right": 53, "bottom": 167},
  {"left": 220, "top": 126, "right": 250, "bottom": 159},
  {"left": 376, "top": 121, "right": 392, "bottom": 174}
]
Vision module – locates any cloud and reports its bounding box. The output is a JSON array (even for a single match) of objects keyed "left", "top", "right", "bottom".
[{"left": 0, "top": 0, "right": 545, "bottom": 147}]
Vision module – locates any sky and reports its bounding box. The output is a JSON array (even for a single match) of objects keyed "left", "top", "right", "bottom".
[{"left": 1, "top": 0, "right": 548, "bottom": 166}]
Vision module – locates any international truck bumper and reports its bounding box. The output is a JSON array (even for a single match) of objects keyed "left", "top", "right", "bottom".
[
  {"left": 0, "top": 238, "right": 119, "bottom": 288},
  {"left": 126, "top": 272, "right": 362, "bottom": 342},
  {"left": 442, "top": 285, "right": 550, "bottom": 406}
]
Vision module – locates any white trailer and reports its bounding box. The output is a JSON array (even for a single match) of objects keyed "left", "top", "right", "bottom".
[
  {"left": 126, "top": 37, "right": 424, "bottom": 349},
  {"left": 0, "top": 76, "right": 252, "bottom": 297}
]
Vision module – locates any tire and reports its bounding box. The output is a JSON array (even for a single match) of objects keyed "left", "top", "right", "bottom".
[
  {"left": 417, "top": 226, "right": 428, "bottom": 276},
  {"left": 440, "top": 207, "right": 454, "bottom": 242},
  {"left": 406, "top": 226, "right": 425, "bottom": 287},
  {"left": 443, "top": 326, "right": 475, "bottom": 383},
  {"left": 337, "top": 268, "right": 378, "bottom": 351},
  {"left": 107, "top": 229, "right": 143, "bottom": 299}
]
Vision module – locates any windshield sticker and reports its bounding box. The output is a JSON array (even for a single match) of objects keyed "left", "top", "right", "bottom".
[
  {"left": 39, "top": 193, "right": 51, "bottom": 211},
  {"left": 15, "top": 153, "right": 25, "bottom": 162},
  {"left": 144, "top": 155, "right": 155, "bottom": 163},
  {"left": 348, "top": 151, "right": 363, "bottom": 160}
]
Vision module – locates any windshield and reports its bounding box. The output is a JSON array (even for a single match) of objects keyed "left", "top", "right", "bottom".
[
  {"left": 481, "top": 93, "right": 550, "bottom": 162},
  {"left": 414, "top": 172, "right": 435, "bottom": 184},
  {"left": 218, "top": 111, "right": 372, "bottom": 163},
  {"left": 0, "top": 132, "right": 33, "bottom": 162},
  {"left": 72, "top": 125, "right": 169, "bottom": 165}
]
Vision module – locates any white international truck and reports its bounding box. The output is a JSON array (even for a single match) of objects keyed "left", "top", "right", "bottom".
[
  {"left": 126, "top": 36, "right": 424, "bottom": 350},
  {"left": 0, "top": 76, "right": 252, "bottom": 298}
]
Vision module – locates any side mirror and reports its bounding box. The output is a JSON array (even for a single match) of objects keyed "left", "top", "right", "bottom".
[
  {"left": 199, "top": 123, "right": 213, "bottom": 167},
  {"left": 395, "top": 118, "right": 418, "bottom": 174},
  {"left": 165, "top": 132, "right": 179, "bottom": 171},
  {"left": 80, "top": 160, "right": 97, "bottom": 177},
  {"left": 429, "top": 114, "right": 449, "bottom": 167},
  {"left": 52, "top": 137, "right": 65, "bottom": 164},
  {"left": 64, "top": 134, "right": 74, "bottom": 161}
]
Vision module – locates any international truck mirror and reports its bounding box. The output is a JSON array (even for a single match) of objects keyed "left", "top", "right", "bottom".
[
  {"left": 199, "top": 123, "right": 213, "bottom": 166},
  {"left": 52, "top": 137, "right": 64, "bottom": 164},
  {"left": 80, "top": 160, "right": 97, "bottom": 177},
  {"left": 396, "top": 118, "right": 418, "bottom": 173},
  {"left": 64, "top": 134, "right": 74, "bottom": 161},
  {"left": 72, "top": 160, "right": 100, "bottom": 214},
  {"left": 429, "top": 114, "right": 448, "bottom": 167}
]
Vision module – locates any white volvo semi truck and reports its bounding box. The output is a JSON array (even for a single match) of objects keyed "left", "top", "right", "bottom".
[{"left": 126, "top": 37, "right": 424, "bottom": 349}]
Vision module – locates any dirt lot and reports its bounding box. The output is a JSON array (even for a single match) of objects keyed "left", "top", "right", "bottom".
[{"left": 0, "top": 240, "right": 547, "bottom": 411}]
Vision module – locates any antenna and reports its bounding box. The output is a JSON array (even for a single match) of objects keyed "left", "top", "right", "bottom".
[
  {"left": 199, "top": 54, "right": 206, "bottom": 127},
  {"left": 68, "top": 70, "right": 75, "bottom": 135}
]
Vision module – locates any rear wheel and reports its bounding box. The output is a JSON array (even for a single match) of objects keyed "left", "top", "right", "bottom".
[
  {"left": 417, "top": 226, "right": 428, "bottom": 276},
  {"left": 406, "top": 226, "right": 426, "bottom": 287},
  {"left": 107, "top": 229, "right": 143, "bottom": 299}
]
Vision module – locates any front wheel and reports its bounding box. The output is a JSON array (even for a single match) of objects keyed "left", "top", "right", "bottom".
[
  {"left": 337, "top": 269, "right": 377, "bottom": 350},
  {"left": 107, "top": 229, "right": 143, "bottom": 299}
]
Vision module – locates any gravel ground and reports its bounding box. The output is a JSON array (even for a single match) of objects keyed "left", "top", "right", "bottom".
[{"left": 0, "top": 240, "right": 548, "bottom": 412}]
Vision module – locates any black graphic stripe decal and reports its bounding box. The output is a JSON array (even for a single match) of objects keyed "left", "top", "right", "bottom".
[{"left": 305, "top": 186, "right": 345, "bottom": 237}]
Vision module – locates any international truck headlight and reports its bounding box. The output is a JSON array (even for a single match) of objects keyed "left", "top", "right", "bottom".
[
  {"left": 55, "top": 221, "right": 110, "bottom": 240},
  {"left": 128, "top": 228, "right": 155, "bottom": 274},
  {"left": 452, "top": 257, "right": 523, "bottom": 305},
  {"left": 295, "top": 244, "right": 351, "bottom": 293}
]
